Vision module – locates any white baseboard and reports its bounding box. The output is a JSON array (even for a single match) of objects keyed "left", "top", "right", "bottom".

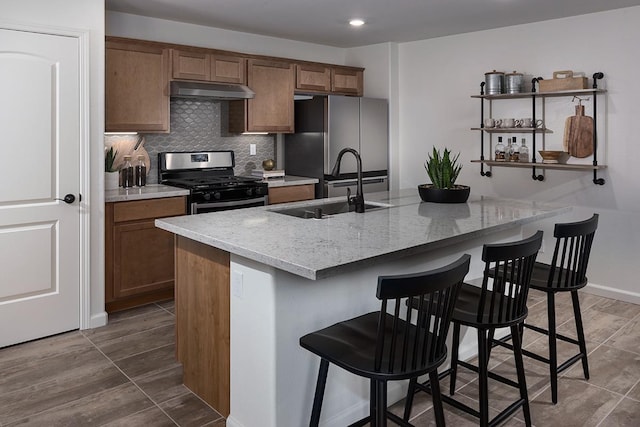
[
  {"left": 584, "top": 282, "right": 640, "bottom": 305},
  {"left": 85, "top": 311, "right": 108, "bottom": 329}
]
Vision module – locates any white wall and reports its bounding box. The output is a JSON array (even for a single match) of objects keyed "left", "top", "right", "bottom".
[
  {"left": 106, "top": 11, "right": 346, "bottom": 65},
  {"left": 2, "top": 0, "right": 106, "bottom": 324},
  {"left": 398, "top": 6, "right": 640, "bottom": 302}
]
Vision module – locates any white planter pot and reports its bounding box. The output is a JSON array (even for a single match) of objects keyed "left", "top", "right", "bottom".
[{"left": 105, "top": 171, "right": 119, "bottom": 190}]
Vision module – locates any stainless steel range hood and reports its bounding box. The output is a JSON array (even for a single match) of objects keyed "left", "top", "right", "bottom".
[{"left": 170, "top": 81, "right": 255, "bottom": 100}]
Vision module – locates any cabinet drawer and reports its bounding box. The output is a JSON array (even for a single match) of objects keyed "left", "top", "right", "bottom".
[
  {"left": 113, "top": 197, "right": 186, "bottom": 223},
  {"left": 268, "top": 184, "right": 315, "bottom": 204}
]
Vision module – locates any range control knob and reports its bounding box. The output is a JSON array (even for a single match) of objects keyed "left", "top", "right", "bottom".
[
  {"left": 213, "top": 192, "right": 221, "bottom": 200},
  {"left": 246, "top": 188, "right": 253, "bottom": 197},
  {"left": 203, "top": 193, "right": 211, "bottom": 201}
]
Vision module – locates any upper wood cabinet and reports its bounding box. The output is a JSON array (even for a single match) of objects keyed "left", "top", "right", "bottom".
[
  {"left": 172, "top": 50, "right": 246, "bottom": 84},
  {"left": 296, "top": 64, "right": 331, "bottom": 93},
  {"left": 106, "top": 40, "right": 170, "bottom": 133},
  {"left": 332, "top": 67, "right": 364, "bottom": 96},
  {"left": 229, "top": 59, "right": 295, "bottom": 133},
  {"left": 296, "top": 64, "right": 364, "bottom": 96}
]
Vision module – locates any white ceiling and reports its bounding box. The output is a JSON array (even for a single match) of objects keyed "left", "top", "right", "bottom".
[{"left": 106, "top": 0, "right": 640, "bottom": 48}]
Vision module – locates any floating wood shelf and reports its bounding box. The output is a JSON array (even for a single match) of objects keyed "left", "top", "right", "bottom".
[
  {"left": 471, "top": 160, "right": 607, "bottom": 171},
  {"left": 471, "top": 88, "right": 607, "bottom": 100},
  {"left": 471, "top": 127, "right": 552, "bottom": 133}
]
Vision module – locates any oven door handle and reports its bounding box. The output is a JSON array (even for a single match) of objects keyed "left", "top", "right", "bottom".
[{"left": 191, "top": 196, "right": 268, "bottom": 214}]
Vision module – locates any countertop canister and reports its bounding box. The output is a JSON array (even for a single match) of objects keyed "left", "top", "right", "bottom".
[
  {"left": 485, "top": 70, "right": 505, "bottom": 95},
  {"left": 505, "top": 71, "right": 524, "bottom": 94}
]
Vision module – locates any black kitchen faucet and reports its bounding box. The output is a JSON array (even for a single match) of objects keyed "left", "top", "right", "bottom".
[{"left": 330, "top": 148, "right": 365, "bottom": 213}]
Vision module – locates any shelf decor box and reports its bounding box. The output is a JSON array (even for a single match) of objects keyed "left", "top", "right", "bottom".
[{"left": 539, "top": 70, "right": 588, "bottom": 92}]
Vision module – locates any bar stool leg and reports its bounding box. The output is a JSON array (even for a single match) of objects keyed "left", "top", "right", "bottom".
[
  {"left": 403, "top": 377, "right": 417, "bottom": 421},
  {"left": 310, "top": 359, "right": 330, "bottom": 427},
  {"left": 477, "top": 329, "right": 490, "bottom": 427},
  {"left": 375, "top": 380, "right": 387, "bottom": 426},
  {"left": 449, "top": 322, "right": 461, "bottom": 395},
  {"left": 429, "top": 371, "right": 446, "bottom": 427},
  {"left": 571, "top": 290, "right": 590, "bottom": 380},
  {"left": 547, "top": 293, "right": 558, "bottom": 404},
  {"left": 511, "top": 324, "right": 532, "bottom": 426}
]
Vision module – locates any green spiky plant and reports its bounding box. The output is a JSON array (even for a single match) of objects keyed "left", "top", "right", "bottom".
[
  {"left": 424, "top": 147, "right": 462, "bottom": 189},
  {"left": 105, "top": 146, "right": 118, "bottom": 172}
]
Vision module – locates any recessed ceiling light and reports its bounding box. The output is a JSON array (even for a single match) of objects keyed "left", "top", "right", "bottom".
[{"left": 349, "top": 19, "right": 365, "bottom": 27}]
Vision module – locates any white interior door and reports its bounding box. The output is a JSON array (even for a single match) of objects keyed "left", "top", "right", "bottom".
[{"left": 0, "top": 28, "right": 81, "bottom": 347}]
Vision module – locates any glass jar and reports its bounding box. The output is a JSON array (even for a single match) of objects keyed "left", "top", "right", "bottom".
[
  {"left": 494, "top": 137, "right": 506, "bottom": 161},
  {"left": 519, "top": 138, "right": 530, "bottom": 163},
  {"left": 121, "top": 155, "right": 134, "bottom": 188},
  {"left": 135, "top": 155, "right": 146, "bottom": 187},
  {"left": 509, "top": 137, "right": 520, "bottom": 162}
]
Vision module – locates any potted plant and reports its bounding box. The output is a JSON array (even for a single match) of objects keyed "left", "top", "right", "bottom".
[
  {"left": 418, "top": 147, "right": 470, "bottom": 203},
  {"left": 104, "top": 146, "right": 120, "bottom": 190}
]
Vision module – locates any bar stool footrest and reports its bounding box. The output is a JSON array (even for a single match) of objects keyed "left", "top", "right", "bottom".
[
  {"left": 458, "top": 360, "right": 521, "bottom": 389},
  {"left": 441, "top": 394, "right": 526, "bottom": 427}
]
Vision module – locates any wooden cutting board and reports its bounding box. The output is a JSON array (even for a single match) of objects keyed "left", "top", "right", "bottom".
[
  {"left": 108, "top": 135, "right": 151, "bottom": 174},
  {"left": 563, "top": 105, "right": 594, "bottom": 158}
]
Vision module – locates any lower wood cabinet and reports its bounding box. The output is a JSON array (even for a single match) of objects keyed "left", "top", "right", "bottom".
[
  {"left": 268, "top": 184, "right": 315, "bottom": 204},
  {"left": 105, "top": 196, "right": 187, "bottom": 312}
]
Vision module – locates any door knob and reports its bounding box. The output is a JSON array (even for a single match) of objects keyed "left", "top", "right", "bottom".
[{"left": 56, "top": 194, "right": 76, "bottom": 204}]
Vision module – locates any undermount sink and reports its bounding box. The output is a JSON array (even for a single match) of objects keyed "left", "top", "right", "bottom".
[{"left": 271, "top": 200, "right": 392, "bottom": 219}]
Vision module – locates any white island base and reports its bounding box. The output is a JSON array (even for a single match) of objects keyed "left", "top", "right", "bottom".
[{"left": 227, "top": 226, "right": 522, "bottom": 427}]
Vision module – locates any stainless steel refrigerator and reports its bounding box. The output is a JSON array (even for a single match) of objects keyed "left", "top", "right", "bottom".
[{"left": 284, "top": 95, "right": 388, "bottom": 198}]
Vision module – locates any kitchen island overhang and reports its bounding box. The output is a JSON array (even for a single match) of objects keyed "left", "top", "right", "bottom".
[{"left": 156, "top": 190, "right": 570, "bottom": 427}]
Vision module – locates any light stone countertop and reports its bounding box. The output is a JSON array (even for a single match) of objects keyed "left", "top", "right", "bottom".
[
  {"left": 261, "top": 175, "right": 318, "bottom": 188},
  {"left": 155, "top": 189, "right": 570, "bottom": 280},
  {"left": 105, "top": 184, "right": 189, "bottom": 203}
]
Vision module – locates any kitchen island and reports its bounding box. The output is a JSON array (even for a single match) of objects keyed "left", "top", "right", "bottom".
[{"left": 155, "top": 189, "right": 570, "bottom": 427}]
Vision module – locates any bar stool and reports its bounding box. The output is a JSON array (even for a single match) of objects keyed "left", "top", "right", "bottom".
[
  {"left": 404, "top": 231, "right": 543, "bottom": 427},
  {"left": 491, "top": 214, "right": 599, "bottom": 404},
  {"left": 300, "top": 255, "right": 471, "bottom": 427}
]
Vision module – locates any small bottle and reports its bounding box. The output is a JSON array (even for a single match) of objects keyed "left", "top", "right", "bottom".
[
  {"left": 509, "top": 137, "right": 520, "bottom": 162},
  {"left": 494, "top": 136, "right": 506, "bottom": 161},
  {"left": 135, "top": 155, "right": 146, "bottom": 187},
  {"left": 121, "top": 155, "right": 134, "bottom": 188},
  {"left": 519, "top": 138, "right": 530, "bottom": 163},
  {"left": 505, "top": 137, "right": 513, "bottom": 162}
]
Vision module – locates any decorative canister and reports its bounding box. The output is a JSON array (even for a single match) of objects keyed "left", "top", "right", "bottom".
[
  {"left": 505, "top": 71, "right": 524, "bottom": 94},
  {"left": 484, "top": 70, "right": 504, "bottom": 95}
]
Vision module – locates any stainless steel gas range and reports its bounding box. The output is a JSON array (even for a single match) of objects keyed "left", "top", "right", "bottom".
[{"left": 158, "top": 151, "right": 268, "bottom": 214}]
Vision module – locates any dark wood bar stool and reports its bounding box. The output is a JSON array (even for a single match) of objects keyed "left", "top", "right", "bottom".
[
  {"left": 300, "top": 255, "right": 471, "bottom": 427},
  {"left": 404, "top": 231, "right": 543, "bottom": 427},
  {"left": 491, "top": 214, "right": 599, "bottom": 404}
]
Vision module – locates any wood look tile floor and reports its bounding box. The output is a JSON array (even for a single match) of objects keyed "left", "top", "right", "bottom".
[
  {"left": 1, "top": 291, "right": 639, "bottom": 426},
  {"left": 0, "top": 300, "right": 224, "bottom": 427},
  {"left": 393, "top": 289, "right": 640, "bottom": 426}
]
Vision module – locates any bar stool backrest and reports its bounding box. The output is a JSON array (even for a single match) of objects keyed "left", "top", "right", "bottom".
[
  {"left": 374, "top": 254, "right": 471, "bottom": 376},
  {"left": 548, "top": 214, "right": 599, "bottom": 291},
  {"left": 479, "top": 231, "right": 543, "bottom": 325}
]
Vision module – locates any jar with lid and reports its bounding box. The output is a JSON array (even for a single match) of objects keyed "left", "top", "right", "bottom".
[
  {"left": 509, "top": 137, "right": 520, "bottom": 162},
  {"left": 485, "top": 70, "right": 505, "bottom": 95},
  {"left": 519, "top": 138, "right": 530, "bottom": 163},
  {"left": 120, "top": 155, "right": 134, "bottom": 188},
  {"left": 505, "top": 71, "right": 524, "bottom": 94},
  {"left": 135, "top": 155, "right": 146, "bottom": 187},
  {"left": 494, "top": 136, "right": 506, "bottom": 161}
]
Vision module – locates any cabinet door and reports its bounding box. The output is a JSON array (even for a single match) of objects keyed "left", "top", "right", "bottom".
[
  {"left": 112, "top": 220, "right": 175, "bottom": 299},
  {"left": 268, "top": 184, "right": 315, "bottom": 204},
  {"left": 211, "top": 55, "right": 246, "bottom": 84},
  {"left": 106, "top": 40, "right": 170, "bottom": 132},
  {"left": 172, "top": 50, "right": 210, "bottom": 81},
  {"left": 246, "top": 59, "right": 295, "bottom": 133},
  {"left": 332, "top": 67, "right": 363, "bottom": 96},
  {"left": 296, "top": 64, "right": 331, "bottom": 92}
]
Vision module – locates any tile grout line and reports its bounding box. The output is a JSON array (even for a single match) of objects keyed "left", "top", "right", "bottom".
[{"left": 83, "top": 337, "right": 182, "bottom": 426}]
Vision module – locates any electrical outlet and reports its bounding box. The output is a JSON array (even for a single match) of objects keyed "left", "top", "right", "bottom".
[{"left": 250, "top": 144, "right": 256, "bottom": 155}]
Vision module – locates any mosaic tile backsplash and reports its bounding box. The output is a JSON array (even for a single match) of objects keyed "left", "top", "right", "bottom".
[{"left": 105, "top": 99, "right": 276, "bottom": 184}]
